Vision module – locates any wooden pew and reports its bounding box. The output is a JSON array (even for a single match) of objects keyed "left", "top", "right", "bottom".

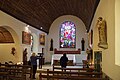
[
  {"left": 39, "top": 69, "right": 106, "bottom": 80},
  {"left": 0, "top": 67, "right": 26, "bottom": 80},
  {"left": 0, "top": 72, "right": 9, "bottom": 80},
  {"left": 0, "top": 63, "right": 33, "bottom": 80},
  {"left": 53, "top": 66, "right": 95, "bottom": 72},
  {"left": 52, "top": 66, "right": 100, "bottom": 78}
]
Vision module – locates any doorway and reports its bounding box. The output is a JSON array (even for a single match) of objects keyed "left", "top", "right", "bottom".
[{"left": 94, "top": 51, "right": 102, "bottom": 72}]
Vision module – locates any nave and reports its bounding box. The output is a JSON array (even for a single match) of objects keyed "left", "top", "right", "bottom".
[{"left": 0, "top": 0, "right": 120, "bottom": 79}]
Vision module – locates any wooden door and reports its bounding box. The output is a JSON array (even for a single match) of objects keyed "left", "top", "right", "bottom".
[{"left": 94, "top": 51, "right": 102, "bottom": 72}]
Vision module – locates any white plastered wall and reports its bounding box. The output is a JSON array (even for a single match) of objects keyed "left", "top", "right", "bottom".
[
  {"left": 0, "top": 11, "right": 45, "bottom": 63},
  {"left": 46, "top": 15, "right": 88, "bottom": 62},
  {"left": 0, "top": 26, "right": 21, "bottom": 63},
  {"left": 90, "top": 0, "right": 120, "bottom": 79},
  {"left": 115, "top": 0, "right": 120, "bottom": 66}
]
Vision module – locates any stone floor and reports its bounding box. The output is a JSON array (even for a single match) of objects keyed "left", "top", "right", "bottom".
[{"left": 26, "top": 64, "right": 52, "bottom": 80}]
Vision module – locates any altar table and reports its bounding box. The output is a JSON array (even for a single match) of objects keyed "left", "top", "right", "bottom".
[{"left": 51, "top": 54, "right": 76, "bottom": 65}]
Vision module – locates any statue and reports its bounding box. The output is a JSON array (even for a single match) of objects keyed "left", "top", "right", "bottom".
[
  {"left": 50, "top": 39, "right": 53, "bottom": 51},
  {"left": 23, "top": 48, "right": 28, "bottom": 65},
  {"left": 11, "top": 47, "right": 16, "bottom": 55},
  {"left": 81, "top": 38, "right": 85, "bottom": 51},
  {"left": 97, "top": 17, "right": 108, "bottom": 49}
]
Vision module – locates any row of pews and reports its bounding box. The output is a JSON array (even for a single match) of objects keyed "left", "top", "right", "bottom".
[
  {"left": 38, "top": 67, "right": 107, "bottom": 80},
  {"left": 0, "top": 62, "right": 33, "bottom": 80},
  {"left": 38, "top": 60, "right": 107, "bottom": 80}
]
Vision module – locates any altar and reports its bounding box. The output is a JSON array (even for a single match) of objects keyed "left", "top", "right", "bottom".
[
  {"left": 51, "top": 51, "right": 87, "bottom": 65},
  {"left": 51, "top": 54, "right": 76, "bottom": 65}
]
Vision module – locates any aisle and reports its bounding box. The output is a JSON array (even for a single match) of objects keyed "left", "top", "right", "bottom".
[{"left": 28, "top": 64, "right": 83, "bottom": 80}]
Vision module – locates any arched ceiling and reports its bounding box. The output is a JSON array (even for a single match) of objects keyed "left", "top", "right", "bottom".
[{"left": 0, "top": 0, "right": 100, "bottom": 34}]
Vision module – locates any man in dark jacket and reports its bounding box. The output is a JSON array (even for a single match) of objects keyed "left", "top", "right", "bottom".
[{"left": 60, "top": 53, "right": 68, "bottom": 68}]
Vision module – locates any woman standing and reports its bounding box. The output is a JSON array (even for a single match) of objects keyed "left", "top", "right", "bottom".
[{"left": 30, "top": 52, "right": 39, "bottom": 79}]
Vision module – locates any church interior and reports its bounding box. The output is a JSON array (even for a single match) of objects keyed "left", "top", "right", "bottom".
[{"left": 0, "top": 0, "right": 120, "bottom": 80}]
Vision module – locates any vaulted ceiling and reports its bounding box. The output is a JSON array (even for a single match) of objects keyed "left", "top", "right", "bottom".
[{"left": 0, "top": 0, "right": 100, "bottom": 34}]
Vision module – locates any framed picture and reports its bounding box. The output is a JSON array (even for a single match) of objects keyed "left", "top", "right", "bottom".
[
  {"left": 40, "top": 33, "right": 45, "bottom": 45},
  {"left": 22, "top": 31, "right": 31, "bottom": 45}
]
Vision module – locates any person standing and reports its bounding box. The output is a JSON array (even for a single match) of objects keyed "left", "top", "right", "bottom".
[
  {"left": 30, "top": 52, "right": 39, "bottom": 79},
  {"left": 81, "top": 38, "right": 85, "bottom": 51},
  {"left": 60, "top": 53, "right": 68, "bottom": 68},
  {"left": 23, "top": 48, "right": 28, "bottom": 65}
]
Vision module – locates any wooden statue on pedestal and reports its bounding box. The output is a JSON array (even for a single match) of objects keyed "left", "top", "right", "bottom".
[
  {"left": 81, "top": 38, "right": 85, "bottom": 51},
  {"left": 50, "top": 39, "right": 53, "bottom": 51}
]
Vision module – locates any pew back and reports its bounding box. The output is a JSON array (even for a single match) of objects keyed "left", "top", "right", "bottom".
[
  {"left": 53, "top": 66, "right": 95, "bottom": 72},
  {"left": 0, "top": 63, "right": 33, "bottom": 80},
  {"left": 39, "top": 69, "right": 106, "bottom": 80}
]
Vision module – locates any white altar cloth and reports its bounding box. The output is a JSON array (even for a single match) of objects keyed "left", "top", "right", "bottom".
[
  {"left": 51, "top": 51, "right": 87, "bottom": 65},
  {"left": 51, "top": 54, "right": 76, "bottom": 65}
]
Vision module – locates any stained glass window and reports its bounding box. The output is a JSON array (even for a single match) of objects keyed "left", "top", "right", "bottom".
[{"left": 60, "top": 21, "right": 76, "bottom": 48}]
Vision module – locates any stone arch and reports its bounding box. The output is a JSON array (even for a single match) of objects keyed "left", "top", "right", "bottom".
[
  {"left": 49, "top": 15, "right": 87, "bottom": 50},
  {"left": 0, "top": 27, "right": 14, "bottom": 43},
  {"left": 0, "top": 26, "right": 22, "bottom": 63}
]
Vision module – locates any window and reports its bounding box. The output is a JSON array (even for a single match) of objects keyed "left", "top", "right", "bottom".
[{"left": 60, "top": 21, "right": 76, "bottom": 48}]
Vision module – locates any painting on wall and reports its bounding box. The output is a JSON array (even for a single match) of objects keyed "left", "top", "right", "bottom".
[
  {"left": 40, "top": 33, "right": 45, "bottom": 45},
  {"left": 22, "top": 31, "right": 31, "bottom": 45},
  {"left": 96, "top": 17, "right": 108, "bottom": 49}
]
